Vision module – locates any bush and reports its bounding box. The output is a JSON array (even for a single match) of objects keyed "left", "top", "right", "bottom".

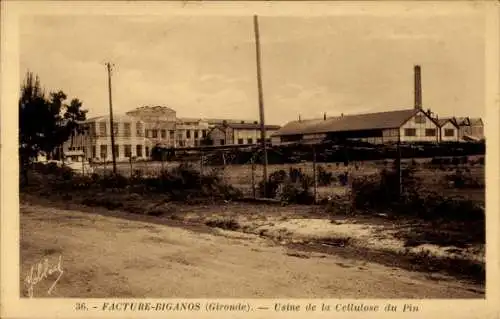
[
  {"left": 350, "top": 167, "right": 484, "bottom": 221},
  {"left": 317, "top": 166, "right": 334, "bottom": 186},
  {"left": 205, "top": 217, "right": 241, "bottom": 231},
  {"left": 444, "top": 169, "right": 484, "bottom": 189},
  {"left": 259, "top": 167, "right": 314, "bottom": 204},
  {"left": 278, "top": 180, "right": 314, "bottom": 205},
  {"left": 98, "top": 173, "right": 129, "bottom": 189}
]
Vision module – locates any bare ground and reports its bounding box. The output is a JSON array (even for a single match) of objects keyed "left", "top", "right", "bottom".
[{"left": 20, "top": 201, "right": 483, "bottom": 299}]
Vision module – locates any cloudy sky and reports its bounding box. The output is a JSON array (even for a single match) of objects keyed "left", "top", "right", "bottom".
[{"left": 20, "top": 6, "right": 486, "bottom": 125}]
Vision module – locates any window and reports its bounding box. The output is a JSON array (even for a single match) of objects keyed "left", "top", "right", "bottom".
[
  {"left": 123, "top": 123, "right": 131, "bottom": 137},
  {"left": 220, "top": 139, "right": 225, "bottom": 145},
  {"left": 161, "top": 129, "right": 166, "bottom": 139},
  {"left": 202, "top": 130, "right": 207, "bottom": 138},
  {"left": 152, "top": 129, "right": 158, "bottom": 138},
  {"left": 136, "top": 145, "right": 143, "bottom": 157},
  {"left": 113, "top": 145, "right": 120, "bottom": 158},
  {"left": 186, "top": 130, "right": 191, "bottom": 138},
  {"left": 99, "top": 122, "right": 107, "bottom": 136},
  {"left": 414, "top": 115, "right": 426, "bottom": 124},
  {"left": 136, "top": 122, "right": 143, "bottom": 137},
  {"left": 145, "top": 146, "right": 150, "bottom": 157},
  {"left": 247, "top": 138, "right": 253, "bottom": 144},
  {"left": 100, "top": 145, "right": 107, "bottom": 159},
  {"left": 238, "top": 138, "right": 244, "bottom": 144},
  {"left": 92, "top": 146, "right": 96, "bottom": 158},
  {"left": 194, "top": 131, "right": 199, "bottom": 139},
  {"left": 257, "top": 138, "right": 262, "bottom": 144},
  {"left": 425, "top": 129, "right": 436, "bottom": 137},
  {"left": 124, "top": 144, "right": 132, "bottom": 158},
  {"left": 113, "top": 123, "right": 119, "bottom": 136},
  {"left": 169, "top": 130, "right": 175, "bottom": 140},
  {"left": 404, "top": 128, "right": 416, "bottom": 137},
  {"left": 444, "top": 129, "right": 455, "bottom": 137}
]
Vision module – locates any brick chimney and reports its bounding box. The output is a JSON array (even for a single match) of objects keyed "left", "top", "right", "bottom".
[
  {"left": 323, "top": 113, "right": 327, "bottom": 120},
  {"left": 414, "top": 65, "right": 422, "bottom": 110}
]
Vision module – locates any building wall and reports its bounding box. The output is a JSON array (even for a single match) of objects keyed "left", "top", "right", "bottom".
[
  {"left": 64, "top": 117, "right": 152, "bottom": 162},
  {"left": 126, "top": 106, "right": 177, "bottom": 148},
  {"left": 399, "top": 112, "right": 439, "bottom": 143},
  {"left": 209, "top": 127, "right": 229, "bottom": 146},
  {"left": 470, "top": 122, "right": 484, "bottom": 139},
  {"left": 381, "top": 128, "right": 399, "bottom": 143},
  {"left": 439, "top": 122, "right": 459, "bottom": 142},
  {"left": 175, "top": 120, "right": 210, "bottom": 147},
  {"left": 233, "top": 128, "right": 278, "bottom": 145}
]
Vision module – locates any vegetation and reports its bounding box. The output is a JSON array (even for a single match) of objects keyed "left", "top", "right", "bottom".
[
  {"left": 26, "top": 162, "right": 242, "bottom": 203},
  {"left": 19, "top": 72, "right": 87, "bottom": 184},
  {"left": 258, "top": 167, "right": 314, "bottom": 204}
]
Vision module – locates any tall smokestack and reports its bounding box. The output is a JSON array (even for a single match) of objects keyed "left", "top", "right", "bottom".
[{"left": 414, "top": 65, "right": 422, "bottom": 110}]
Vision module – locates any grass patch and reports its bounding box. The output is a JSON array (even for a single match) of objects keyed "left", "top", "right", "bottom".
[
  {"left": 394, "top": 220, "right": 484, "bottom": 248},
  {"left": 205, "top": 217, "right": 241, "bottom": 231}
]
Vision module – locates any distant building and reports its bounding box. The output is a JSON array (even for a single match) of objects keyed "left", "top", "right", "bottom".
[
  {"left": 175, "top": 118, "right": 210, "bottom": 147},
  {"left": 208, "top": 122, "right": 281, "bottom": 146},
  {"left": 272, "top": 108, "right": 441, "bottom": 145},
  {"left": 453, "top": 117, "right": 484, "bottom": 141},
  {"left": 436, "top": 118, "right": 459, "bottom": 142},
  {"left": 63, "top": 114, "right": 152, "bottom": 162},
  {"left": 126, "top": 106, "right": 177, "bottom": 148}
]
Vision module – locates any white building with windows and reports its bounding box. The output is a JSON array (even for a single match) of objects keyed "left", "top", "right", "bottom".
[
  {"left": 436, "top": 118, "right": 459, "bottom": 142},
  {"left": 208, "top": 122, "right": 281, "bottom": 146},
  {"left": 63, "top": 114, "right": 152, "bottom": 162}
]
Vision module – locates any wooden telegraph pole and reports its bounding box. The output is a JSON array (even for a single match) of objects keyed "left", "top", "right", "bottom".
[
  {"left": 254, "top": 15, "right": 269, "bottom": 197},
  {"left": 105, "top": 62, "right": 117, "bottom": 175}
]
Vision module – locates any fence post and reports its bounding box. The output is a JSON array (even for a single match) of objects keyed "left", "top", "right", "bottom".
[
  {"left": 397, "top": 140, "right": 402, "bottom": 197},
  {"left": 129, "top": 156, "right": 133, "bottom": 178},
  {"left": 312, "top": 145, "right": 317, "bottom": 204},
  {"left": 161, "top": 151, "right": 165, "bottom": 172},
  {"left": 251, "top": 154, "right": 256, "bottom": 199},
  {"left": 200, "top": 150, "right": 204, "bottom": 186}
]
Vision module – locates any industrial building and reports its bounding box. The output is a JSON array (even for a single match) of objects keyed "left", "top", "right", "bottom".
[
  {"left": 62, "top": 105, "right": 274, "bottom": 162},
  {"left": 208, "top": 122, "right": 281, "bottom": 146},
  {"left": 271, "top": 65, "right": 483, "bottom": 145}
]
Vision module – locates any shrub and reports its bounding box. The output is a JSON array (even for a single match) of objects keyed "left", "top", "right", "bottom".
[
  {"left": 444, "top": 169, "right": 484, "bottom": 189},
  {"left": 98, "top": 173, "right": 129, "bottom": 189},
  {"left": 317, "top": 166, "right": 334, "bottom": 186},
  {"left": 205, "top": 217, "right": 241, "bottom": 231},
  {"left": 278, "top": 180, "right": 314, "bottom": 205},
  {"left": 350, "top": 167, "right": 484, "bottom": 222},
  {"left": 288, "top": 167, "right": 303, "bottom": 183}
]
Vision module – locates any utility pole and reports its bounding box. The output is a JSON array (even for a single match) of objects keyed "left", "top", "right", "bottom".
[
  {"left": 254, "top": 14, "right": 269, "bottom": 197},
  {"left": 105, "top": 62, "right": 117, "bottom": 175}
]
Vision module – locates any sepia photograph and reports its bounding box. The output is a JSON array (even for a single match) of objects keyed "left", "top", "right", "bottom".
[{"left": 5, "top": 0, "right": 497, "bottom": 308}]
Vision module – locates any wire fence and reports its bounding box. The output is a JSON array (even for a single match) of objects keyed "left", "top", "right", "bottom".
[{"left": 71, "top": 146, "right": 484, "bottom": 203}]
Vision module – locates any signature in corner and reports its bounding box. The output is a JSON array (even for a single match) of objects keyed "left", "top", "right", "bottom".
[{"left": 24, "top": 255, "right": 64, "bottom": 298}]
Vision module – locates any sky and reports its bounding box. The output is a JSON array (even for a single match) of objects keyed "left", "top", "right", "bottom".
[{"left": 20, "top": 8, "right": 486, "bottom": 125}]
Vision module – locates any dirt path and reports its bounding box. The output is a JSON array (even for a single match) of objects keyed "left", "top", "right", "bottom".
[{"left": 20, "top": 203, "right": 482, "bottom": 298}]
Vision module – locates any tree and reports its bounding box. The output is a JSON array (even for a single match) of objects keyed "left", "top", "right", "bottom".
[{"left": 19, "top": 71, "right": 87, "bottom": 182}]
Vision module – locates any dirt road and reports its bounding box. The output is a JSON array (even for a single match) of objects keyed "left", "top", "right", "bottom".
[{"left": 20, "top": 203, "right": 482, "bottom": 298}]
